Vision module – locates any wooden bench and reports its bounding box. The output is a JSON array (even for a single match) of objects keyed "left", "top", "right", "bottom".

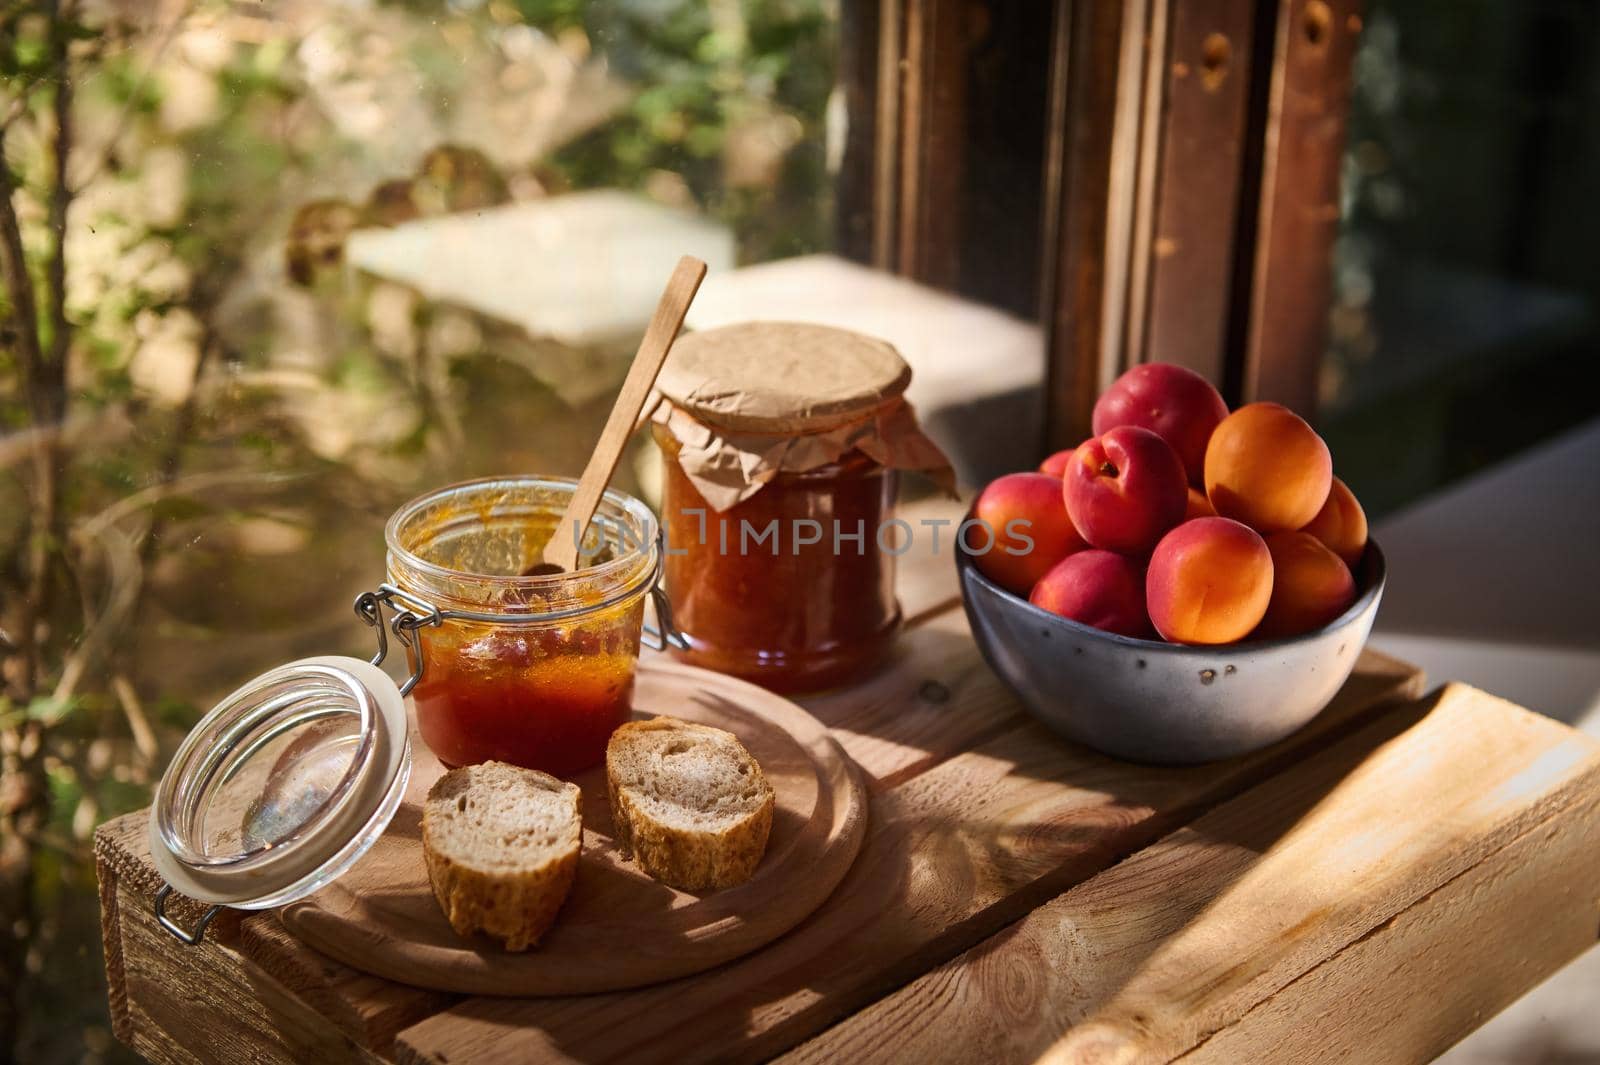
[{"left": 95, "top": 499, "right": 1600, "bottom": 1064}]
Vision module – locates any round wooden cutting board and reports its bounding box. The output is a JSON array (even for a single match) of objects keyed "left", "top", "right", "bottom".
[{"left": 277, "top": 657, "right": 867, "bottom": 996}]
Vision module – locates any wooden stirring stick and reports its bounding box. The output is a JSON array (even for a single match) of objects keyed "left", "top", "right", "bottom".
[{"left": 529, "top": 255, "right": 707, "bottom": 576}]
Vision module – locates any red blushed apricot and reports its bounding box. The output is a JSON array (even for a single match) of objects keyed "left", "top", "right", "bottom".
[
  {"left": 1093, "top": 363, "right": 1228, "bottom": 484},
  {"left": 1146, "top": 517, "right": 1273, "bottom": 645},
  {"left": 1038, "top": 446, "right": 1080, "bottom": 478},
  {"left": 1257, "top": 531, "right": 1356, "bottom": 638},
  {"left": 1204, "top": 403, "right": 1332, "bottom": 533},
  {"left": 1031, "top": 551, "right": 1153, "bottom": 638},
  {"left": 1301, "top": 476, "right": 1368, "bottom": 569},
  {"left": 1063, "top": 426, "right": 1188, "bottom": 554},
  {"left": 1184, "top": 486, "right": 1216, "bottom": 522},
  {"left": 969, "top": 473, "right": 1087, "bottom": 596}
]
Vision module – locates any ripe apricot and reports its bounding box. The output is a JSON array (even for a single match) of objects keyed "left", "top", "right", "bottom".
[
  {"left": 1146, "top": 517, "right": 1273, "bottom": 645},
  {"left": 1257, "top": 531, "right": 1357, "bottom": 638},
  {"left": 1093, "top": 363, "right": 1228, "bottom": 484},
  {"left": 1030, "top": 550, "right": 1152, "bottom": 639},
  {"left": 1038, "top": 447, "right": 1078, "bottom": 478},
  {"left": 969, "top": 473, "right": 1086, "bottom": 596},
  {"left": 1203, "top": 402, "right": 1332, "bottom": 533},
  {"left": 1063, "top": 427, "right": 1188, "bottom": 554},
  {"left": 1301, "top": 476, "right": 1368, "bottom": 569},
  {"left": 1184, "top": 486, "right": 1216, "bottom": 521}
]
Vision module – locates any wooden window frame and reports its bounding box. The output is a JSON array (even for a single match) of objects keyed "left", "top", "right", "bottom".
[{"left": 839, "top": 0, "right": 1363, "bottom": 451}]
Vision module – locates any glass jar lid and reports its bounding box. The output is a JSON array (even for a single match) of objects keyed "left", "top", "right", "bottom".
[{"left": 148, "top": 655, "right": 410, "bottom": 910}]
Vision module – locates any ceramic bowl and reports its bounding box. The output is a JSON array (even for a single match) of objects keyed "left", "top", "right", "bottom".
[{"left": 957, "top": 537, "right": 1386, "bottom": 764}]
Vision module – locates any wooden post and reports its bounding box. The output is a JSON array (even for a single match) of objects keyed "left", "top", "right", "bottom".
[
  {"left": 1235, "top": 0, "right": 1364, "bottom": 413},
  {"left": 1041, "top": 0, "right": 1362, "bottom": 449},
  {"left": 1041, "top": 0, "right": 1135, "bottom": 448}
]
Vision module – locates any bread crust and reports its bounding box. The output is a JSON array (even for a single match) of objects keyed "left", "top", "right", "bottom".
[
  {"left": 606, "top": 718, "right": 774, "bottom": 891},
  {"left": 421, "top": 764, "right": 582, "bottom": 951}
]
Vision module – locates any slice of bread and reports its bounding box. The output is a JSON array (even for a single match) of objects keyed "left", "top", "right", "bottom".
[
  {"left": 421, "top": 761, "right": 582, "bottom": 951},
  {"left": 605, "top": 717, "right": 774, "bottom": 891}
]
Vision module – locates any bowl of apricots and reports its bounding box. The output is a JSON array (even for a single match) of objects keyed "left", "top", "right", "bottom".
[{"left": 958, "top": 362, "right": 1385, "bottom": 764}]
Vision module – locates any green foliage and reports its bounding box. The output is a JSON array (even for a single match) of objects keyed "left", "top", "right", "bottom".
[
  {"left": 548, "top": 0, "right": 836, "bottom": 260},
  {"left": 2, "top": 4, "right": 837, "bottom": 1059}
]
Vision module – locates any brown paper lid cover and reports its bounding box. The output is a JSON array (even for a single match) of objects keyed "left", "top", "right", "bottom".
[{"left": 656, "top": 321, "right": 913, "bottom": 434}]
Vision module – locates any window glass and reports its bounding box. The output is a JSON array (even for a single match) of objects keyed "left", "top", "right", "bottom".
[
  {"left": 1321, "top": 0, "right": 1600, "bottom": 516},
  {"left": 0, "top": 3, "right": 836, "bottom": 1060}
]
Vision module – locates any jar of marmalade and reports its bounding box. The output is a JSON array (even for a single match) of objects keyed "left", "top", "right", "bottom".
[
  {"left": 651, "top": 322, "right": 952, "bottom": 693},
  {"left": 140, "top": 474, "right": 675, "bottom": 947},
  {"left": 377, "top": 475, "right": 667, "bottom": 776}
]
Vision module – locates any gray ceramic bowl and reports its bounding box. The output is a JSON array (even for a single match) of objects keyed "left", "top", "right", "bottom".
[{"left": 958, "top": 537, "right": 1386, "bottom": 764}]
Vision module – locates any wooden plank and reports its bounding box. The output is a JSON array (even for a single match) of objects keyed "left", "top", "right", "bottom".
[
  {"left": 114, "top": 877, "right": 387, "bottom": 1065},
  {"left": 239, "top": 914, "right": 458, "bottom": 1053},
  {"left": 1141, "top": 0, "right": 1257, "bottom": 384},
  {"left": 799, "top": 606, "right": 1024, "bottom": 792},
  {"left": 94, "top": 835, "right": 389, "bottom": 1065},
  {"left": 1176, "top": 785, "right": 1600, "bottom": 1063},
  {"left": 97, "top": 829, "right": 133, "bottom": 1047},
  {"left": 896, "top": 0, "right": 969, "bottom": 289},
  {"left": 391, "top": 650, "right": 1421, "bottom": 1065},
  {"left": 1239, "top": 0, "right": 1362, "bottom": 414},
  {"left": 784, "top": 683, "right": 1600, "bottom": 1064},
  {"left": 97, "top": 809, "right": 448, "bottom": 1058},
  {"left": 1122, "top": 0, "right": 1169, "bottom": 372},
  {"left": 1041, "top": 0, "right": 1133, "bottom": 449}
]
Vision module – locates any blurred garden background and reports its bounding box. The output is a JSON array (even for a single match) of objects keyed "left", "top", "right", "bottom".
[{"left": 0, "top": 1, "right": 836, "bottom": 1061}]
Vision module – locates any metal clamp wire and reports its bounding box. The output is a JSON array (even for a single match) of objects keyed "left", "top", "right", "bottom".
[{"left": 155, "top": 885, "right": 221, "bottom": 946}]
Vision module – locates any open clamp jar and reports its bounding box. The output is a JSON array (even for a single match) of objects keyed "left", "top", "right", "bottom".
[
  {"left": 651, "top": 322, "right": 953, "bottom": 693},
  {"left": 147, "top": 475, "right": 679, "bottom": 945}
]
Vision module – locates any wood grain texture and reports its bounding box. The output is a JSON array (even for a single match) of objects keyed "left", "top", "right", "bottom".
[
  {"left": 109, "top": 875, "right": 385, "bottom": 1065},
  {"left": 1177, "top": 785, "right": 1600, "bottom": 1063},
  {"left": 280, "top": 659, "right": 865, "bottom": 996},
  {"left": 895, "top": 0, "right": 968, "bottom": 289},
  {"left": 1239, "top": 0, "right": 1362, "bottom": 414},
  {"left": 1041, "top": 0, "right": 1130, "bottom": 448},
  {"left": 784, "top": 683, "right": 1600, "bottom": 1065},
  {"left": 389, "top": 650, "right": 1422, "bottom": 1065},
  {"left": 1141, "top": 0, "right": 1257, "bottom": 385},
  {"left": 98, "top": 808, "right": 447, "bottom": 1056},
  {"left": 239, "top": 916, "right": 458, "bottom": 1054},
  {"left": 798, "top": 606, "right": 1024, "bottom": 792}
]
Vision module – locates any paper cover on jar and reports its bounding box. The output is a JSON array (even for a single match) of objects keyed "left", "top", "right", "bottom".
[{"left": 650, "top": 321, "right": 956, "bottom": 511}]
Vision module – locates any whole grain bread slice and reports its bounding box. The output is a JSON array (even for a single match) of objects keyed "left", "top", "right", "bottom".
[
  {"left": 421, "top": 761, "right": 582, "bottom": 951},
  {"left": 606, "top": 716, "right": 774, "bottom": 891}
]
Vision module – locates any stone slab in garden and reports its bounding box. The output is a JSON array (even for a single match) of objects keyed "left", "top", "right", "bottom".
[{"left": 345, "top": 191, "right": 737, "bottom": 403}]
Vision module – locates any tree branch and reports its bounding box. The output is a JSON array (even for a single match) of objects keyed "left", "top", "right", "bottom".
[
  {"left": 0, "top": 126, "right": 43, "bottom": 425},
  {"left": 44, "top": 0, "right": 72, "bottom": 406}
]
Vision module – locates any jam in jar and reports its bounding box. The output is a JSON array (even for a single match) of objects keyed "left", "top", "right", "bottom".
[
  {"left": 384, "top": 476, "right": 659, "bottom": 776},
  {"left": 652, "top": 322, "right": 952, "bottom": 693}
]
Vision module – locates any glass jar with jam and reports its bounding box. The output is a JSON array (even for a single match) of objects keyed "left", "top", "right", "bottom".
[
  {"left": 382, "top": 475, "right": 663, "bottom": 776},
  {"left": 140, "top": 474, "right": 672, "bottom": 946},
  {"left": 651, "top": 322, "right": 952, "bottom": 693}
]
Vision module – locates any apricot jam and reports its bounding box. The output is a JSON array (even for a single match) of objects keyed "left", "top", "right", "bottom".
[
  {"left": 653, "top": 426, "right": 901, "bottom": 693},
  {"left": 385, "top": 476, "right": 657, "bottom": 777}
]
